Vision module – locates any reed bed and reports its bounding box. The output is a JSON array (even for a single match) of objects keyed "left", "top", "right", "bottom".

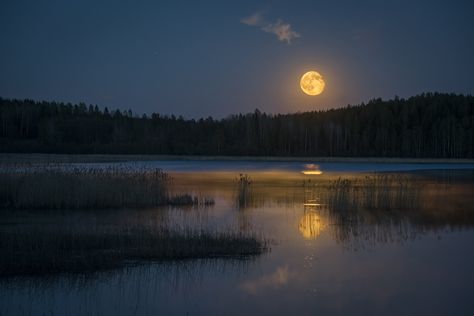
[
  {"left": 302, "top": 173, "right": 423, "bottom": 212},
  {"left": 0, "top": 226, "right": 267, "bottom": 276},
  {"left": 236, "top": 173, "right": 252, "bottom": 208},
  {"left": 235, "top": 173, "right": 261, "bottom": 210},
  {"left": 303, "top": 174, "right": 430, "bottom": 249},
  {"left": 0, "top": 166, "right": 214, "bottom": 209}
]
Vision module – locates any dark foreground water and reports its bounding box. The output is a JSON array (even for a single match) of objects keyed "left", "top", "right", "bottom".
[{"left": 1, "top": 161, "right": 473, "bottom": 315}]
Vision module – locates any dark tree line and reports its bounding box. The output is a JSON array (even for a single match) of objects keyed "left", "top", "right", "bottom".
[{"left": 0, "top": 93, "right": 472, "bottom": 158}]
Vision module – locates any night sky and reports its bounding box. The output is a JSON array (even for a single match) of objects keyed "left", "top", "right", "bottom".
[{"left": 1, "top": 0, "right": 473, "bottom": 118}]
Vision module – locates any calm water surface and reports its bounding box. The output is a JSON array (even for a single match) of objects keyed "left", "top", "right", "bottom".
[{"left": 1, "top": 161, "right": 474, "bottom": 315}]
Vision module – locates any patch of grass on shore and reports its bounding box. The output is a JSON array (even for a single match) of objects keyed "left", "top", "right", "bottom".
[
  {"left": 0, "top": 226, "right": 267, "bottom": 277},
  {"left": 0, "top": 167, "right": 214, "bottom": 209}
]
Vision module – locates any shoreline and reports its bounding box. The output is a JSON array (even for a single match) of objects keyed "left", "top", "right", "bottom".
[{"left": 1, "top": 153, "right": 474, "bottom": 164}]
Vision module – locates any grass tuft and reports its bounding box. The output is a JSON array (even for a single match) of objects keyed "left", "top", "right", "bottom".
[
  {"left": 0, "top": 226, "right": 268, "bottom": 276},
  {"left": 0, "top": 166, "right": 214, "bottom": 209}
]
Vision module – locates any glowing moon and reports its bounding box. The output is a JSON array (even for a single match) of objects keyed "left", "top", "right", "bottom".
[{"left": 300, "top": 71, "right": 325, "bottom": 96}]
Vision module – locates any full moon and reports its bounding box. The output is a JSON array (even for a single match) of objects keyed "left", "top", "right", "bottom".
[{"left": 300, "top": 71, "right": 325, "bottom": 96}]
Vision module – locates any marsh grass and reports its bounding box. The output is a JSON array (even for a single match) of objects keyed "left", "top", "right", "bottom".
[
  {"left": 293, "top": 173, "right": 434, "bottom": 249},
  {"left": 324, "top": 174, "right": 422, "bottom": 211},
  {"left": 0, "top": 166, "right": 214, "bottom": 209},
  {"left": 313, "top": 174, "right": 441, "bottom": 249},
  {"left": 0, "top": 226, "right": 267, "bottom": 276},
  {"left": 235, "top": 174, "right": 254, "bottom": 209}
]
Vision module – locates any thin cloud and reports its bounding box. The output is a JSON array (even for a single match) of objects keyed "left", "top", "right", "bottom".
[
  {"left": 240, "top": 12, "right": 301, "bottom": 44},
  {"left": 262, "top": 20, "right": 300, "bottom": 44},
  {"left": 240, "top": 12, "right": 262, "bottom": 26}
]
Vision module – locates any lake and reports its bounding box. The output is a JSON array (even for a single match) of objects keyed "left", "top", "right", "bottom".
[{"left": 1, "top": 160, "right": 473, "bottom": 315}]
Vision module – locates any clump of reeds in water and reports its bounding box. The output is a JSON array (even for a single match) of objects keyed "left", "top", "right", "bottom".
[
  {"left": 0, "top": 166, "right": 214, "bottom": 209},
  {"left": 235, "top": 173, "right": 253, "bottom": 209},
  {"left": 301, "top": 173, "right": 474, "bottom": 250},
  {"left": 317, "top": 174, "right": 423, "bottom": 248},
  {"left": 324, "top": 174, "right": 422, "bottom": 212},
  {"left": 0, "top": 226, "right": 267, "bottom": 276}
]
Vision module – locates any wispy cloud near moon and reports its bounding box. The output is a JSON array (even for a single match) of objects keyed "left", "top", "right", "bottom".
[
  {"left": 262, "top": 20, "right": 301, "bottom": 44},
  {"left": 240, "top": 12, "right": 262, "bottom": 26},
  {"left": 240, "top": 12, "right": 301, "bottom": 44}
]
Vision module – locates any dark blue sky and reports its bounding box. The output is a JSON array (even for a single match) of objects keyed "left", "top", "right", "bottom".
[{"left": 1, "top": 0, "right": 473, "bottom": 118}]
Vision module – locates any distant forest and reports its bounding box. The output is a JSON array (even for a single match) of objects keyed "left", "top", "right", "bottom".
[{"left": 0, "top": 93, "right": 472, "bottom": 158}]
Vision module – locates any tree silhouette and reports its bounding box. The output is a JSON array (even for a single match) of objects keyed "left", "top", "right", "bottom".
[{"left": 0, "top": 93, "right": 472, "bottom": 157}]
